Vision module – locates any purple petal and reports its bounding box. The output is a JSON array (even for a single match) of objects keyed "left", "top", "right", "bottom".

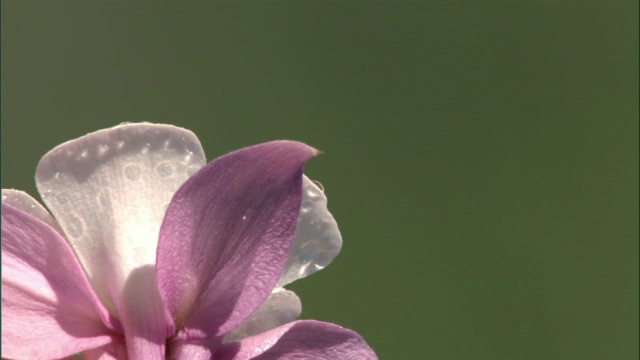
[
  {"left": 157, "top": 141, "right": 319, "bottom": 340},
  {"left": 215, "top": 320, "right": 378, "bottom": 360},
  {"left": 1, "top": 204, "right": 121, "bottom": 359}
]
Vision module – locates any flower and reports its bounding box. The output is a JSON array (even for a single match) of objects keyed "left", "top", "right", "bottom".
[{"left": 1, "top": 123, "right": 377, "bottom": 359}]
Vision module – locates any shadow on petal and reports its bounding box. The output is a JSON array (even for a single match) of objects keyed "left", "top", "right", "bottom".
[{"left": 117, "top": 265, "right": 171, "bottom": 359}]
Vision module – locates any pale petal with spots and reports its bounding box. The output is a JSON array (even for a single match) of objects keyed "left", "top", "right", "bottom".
[{"left": 35, "top": 123, "right": 206, "bottom": 357}]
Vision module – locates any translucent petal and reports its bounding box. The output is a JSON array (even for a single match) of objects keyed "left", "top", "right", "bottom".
[
  {"left": 223, "top": 289, "right": 302, "bottom": 343},
  {"left": 2, "top": 189, "right": 62, "bottom": 233},
  {"left": 34, "top": 123, "right": 205, "bottom": 325},
  {"left": 277, "top": 176, "right": 343, "bottom": 288}
]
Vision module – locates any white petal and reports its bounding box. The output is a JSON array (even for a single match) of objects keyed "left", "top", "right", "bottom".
[
  {"left": 276, "top": 176, "right": 342, "bottom": 288},
  {"left": 35, "top": 123, "right": 206, "bottom": 316},
  {"left": 223, "top": 289, "right": 302, "bottom": 343},
  {"left": 2, "top": 189, "right": 62, "bottom": 233}
]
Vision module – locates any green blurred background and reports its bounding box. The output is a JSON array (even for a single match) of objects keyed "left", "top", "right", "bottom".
[{"left": 2, "top": 1, "right": 638, "bottom": 358}]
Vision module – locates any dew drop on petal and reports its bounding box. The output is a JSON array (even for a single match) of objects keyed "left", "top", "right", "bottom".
[
  {"left": 97, "top": 190, "right": 111, "bottom": 207},
  {"left": 98, "top": 144, "right": 110, "bottom": 157},
  {"left": 124, "top": 164, "right": 142, "bottom": 180},
  {"left": 56, "top": 193, "right": 70, "bottom": 205},
  {"left": 156, "top": 162, "right": 174, "bottom": 178},
  {"left": 66, "top": 214, "right": 84, "bottom": 238},
  {"left": 312, "top": 180, "right": 325, "bottom": 192}
]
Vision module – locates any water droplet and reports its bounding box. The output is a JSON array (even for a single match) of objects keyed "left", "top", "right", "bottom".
[
  {"left": 97, "top": 191, "right": 111, "bottom": 207},
  {"left": 124, "top": 164, "right": 141, "bottom": 180},
  {"left": 57, "top": 193, "right": 70, "bottom": 205},
  {"left": 98, "top": 144, "right": 109, "bottom": 156},
  {"left": 156, "top": 162, "right": 174, "bottom": 177},
  {"left": 312, "top": 180, "right": 325, "bottom": 192},
  {"left": 80, "top": 149, "right": 89, "bottom": 158},
  {"left": 66, "top": 215, "right": 84, "bottom": 238}
]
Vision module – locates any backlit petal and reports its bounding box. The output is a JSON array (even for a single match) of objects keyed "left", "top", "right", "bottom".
[
  {"left": 35, "top": 123, "right": 206, "bottom": 357},
  {"left": 157, "top": 141, "right": 318, "bottom": 340},
  {"left": 277, "top": 176, "right": 342, "bottom": 288},
  {"left": 1, "top": 204, "right": 119, "bottom": 359},
  {"left": 2, "top": 188, "right": 62, "bottom": 233},
  {"left": 215, "top": 320, "right": 378, "bottom": 360},
  {"left": 223, "top": 289, "right": 302, "bottom": 343}
]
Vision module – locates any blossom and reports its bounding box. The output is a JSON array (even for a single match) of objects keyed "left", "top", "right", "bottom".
[{"left": 1, "top": 123, "right": 377, "bottom": 359}]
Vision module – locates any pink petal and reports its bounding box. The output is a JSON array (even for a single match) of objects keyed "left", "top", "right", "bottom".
[
  {"left": 81, "top": 338, "right": 128, "bottom": 360},
  {"left": 116, "top": 264, "right": 169, "bottom": 359},
  {"left": 224, "top": 289, "right": 302, "bottom": 343},
  {"left": 215, "top": 320, "right": 378, "bottom": 360},
  {"left": 167, "top": 339, "right": 215, "bottom": 360},
  {"left": 157, "top": 141, "right": 319, "bottom": 341},
  {"left": 1, "top": 204, "right": 121, "bottom": 359}
]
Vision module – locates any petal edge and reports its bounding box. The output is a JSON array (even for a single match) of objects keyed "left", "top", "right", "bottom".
[
  {"left": 157, "top": 141, "right": 318, "bottom": 339},
  {"left": 216, "top": 320, "right": 378, "bottom": 360}
]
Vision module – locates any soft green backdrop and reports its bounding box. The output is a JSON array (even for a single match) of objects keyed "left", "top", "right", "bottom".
[{"left": 2, "top": 1, "right": 638, "bottom": 359}]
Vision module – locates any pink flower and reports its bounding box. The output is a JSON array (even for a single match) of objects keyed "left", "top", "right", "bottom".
[{"left": 2, "top": 123, "right": 377, "bottom": 359}]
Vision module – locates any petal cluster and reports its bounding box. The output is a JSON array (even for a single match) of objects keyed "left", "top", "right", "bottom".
[{"left": 1, "top": 124, "right": 376, "bottom": 360}]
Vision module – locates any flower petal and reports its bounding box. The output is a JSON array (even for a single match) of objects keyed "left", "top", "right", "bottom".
[
  {"left": 1, "top": 204, "right": 120, "bottom": 359},
  {"left": 35, "top": 123, "right": 205, "bottom": 313},
  {"left": 35, "top": 123, "right": 206, "bottom": 357},
  {"left": 81, "top": 338, "right": 128, "bottom": 360},
  {"left": 157, "top": 141, "right": 318, "bottom": 340},
  {"left": 167, "top": 339, "right": 215, "bottom": 360},
  {"left": 117, "top": 264, "right": 170, "bottom": 359},
  {"left": 223, "top": 289, "right": 302, "bottom": 343},
  {"left": 277, "top": 176, "right": 342, "bottom": 288},
  {"left": 2, "top": 188, "right": 62, "bottom": 233},
  {"left": 215, "top": 320, "right": 378, "bottom": 360}
]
